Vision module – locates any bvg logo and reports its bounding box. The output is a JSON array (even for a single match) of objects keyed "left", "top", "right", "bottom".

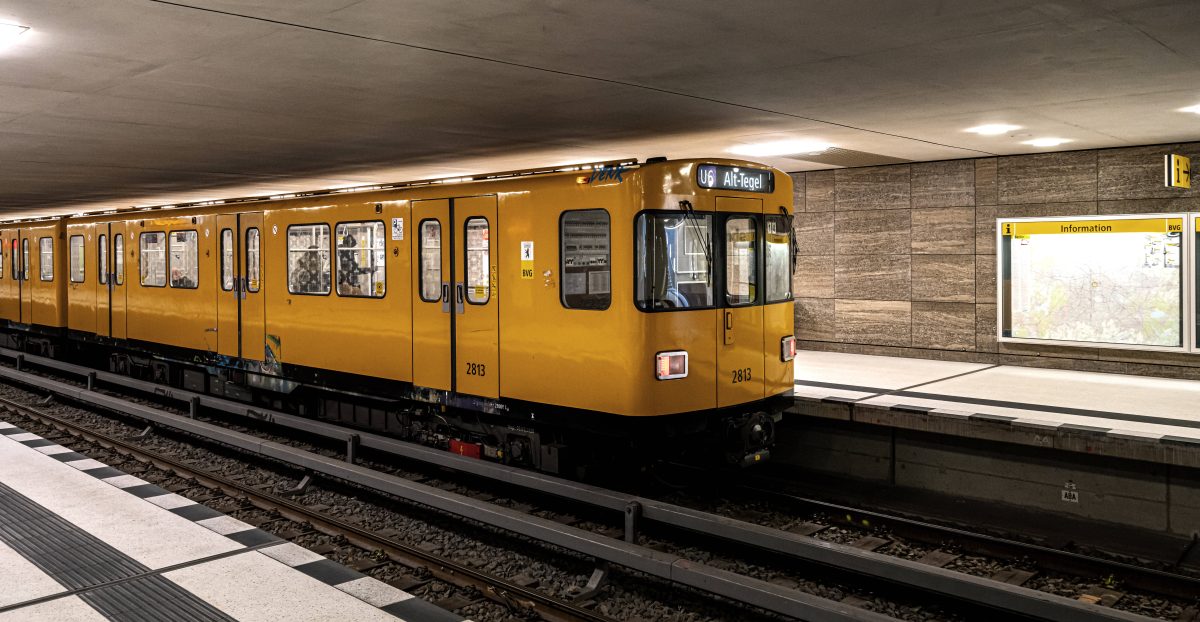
[{"left": 586, "top": 165, "right": 626, "bottom": 184}]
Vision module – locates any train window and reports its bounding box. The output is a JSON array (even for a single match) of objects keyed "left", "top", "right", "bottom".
[
  {"left": 69, "top": 235, "right": 85, "bottom": 283},
  {"left": 99, "top": 234, "right": 108, "bottom": 285},
  {"left": 635, "top": 212, "right": 714, "bottom": 310},
  {"left": 335, "top": 221, "right": 386, "bottom": 298},
  {"left": 169, "top": 231, "right": 199, "bottom": 289},
  {"left": 287, "top": 224, "right": 330, "bottom": 295},
  {"left": 725, "top": 217, "right": 757, "bottom": 306},
  {"left": 560, "top": 210, "right": 610, "bottom": 310},
  {"left": 246, "top": 228, "right": 260, "bottom": 292},
  {"left": 140, "top": 231, "right": 166, "bottom": 287},
  {"left": 39, "top": 237, "right": 54, "bottom": 281},
  {"left": 220, "top": 229, "right": 234, "bottom": 291},
  {"left": 464, "top": 218, "right": 489, "bottom": 304},
  {"left": 22, "top": 239, "right": 30, "bottom": 281},
  {"left": 418, "top": 220, "right": 441, "bottom": 302},
  {"left": 765, "top": 215, "right": 792, "bottom": 303},
  {"left": 114, "top": 234, "right": 124, "bottom": 285},
  {"left": 11, "top": 239, "right": 17, "bottom": 280}
]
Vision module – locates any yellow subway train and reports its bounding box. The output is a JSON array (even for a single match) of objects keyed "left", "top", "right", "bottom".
[{"left": 0, "top": 158, "right": 795, "bottom": 472}]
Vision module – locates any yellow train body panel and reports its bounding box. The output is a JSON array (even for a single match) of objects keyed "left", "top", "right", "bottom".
[{"left": 261, "top": 200, "right": 413, "bottom": 383}]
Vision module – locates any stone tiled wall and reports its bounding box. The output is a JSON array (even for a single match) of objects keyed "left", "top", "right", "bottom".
[{"left": 791, "top": 141, "right": 1200, "bottom": 379}]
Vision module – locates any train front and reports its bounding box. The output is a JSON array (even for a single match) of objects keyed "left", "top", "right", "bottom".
[{"left": 633, "top": 159, "right": 795, "bottom": 466}]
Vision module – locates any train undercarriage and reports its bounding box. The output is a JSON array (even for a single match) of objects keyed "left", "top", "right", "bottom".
[{"left": 2, "top": 325, "right": 786, "bottom": 476}]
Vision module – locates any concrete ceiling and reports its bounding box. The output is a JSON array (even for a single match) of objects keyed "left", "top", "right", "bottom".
[{"left": 1, "top": 0, "right": 1199, "bottom": 217}]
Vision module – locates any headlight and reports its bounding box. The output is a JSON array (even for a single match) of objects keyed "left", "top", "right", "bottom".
[{"left": 655, "top": 351, "right": 688, "bottom": 380}]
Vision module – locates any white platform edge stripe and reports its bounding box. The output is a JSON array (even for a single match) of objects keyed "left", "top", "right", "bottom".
[
  {"left": 196, "top": 515, "right": 256, "bottom": 536},
  {"left": 8, "top": 432, "right": 42, "bottom": 442},
  {"left": 36, "top": 444, "right": 75, "bottom": 456},
  {"left": 102, "top": 474, "right": 150, "bottom": 489},
  {"left": 64, "top": 458, "right": 108, "bottom": 471},
  {"left": 145, "top": 493, "right": 198, "bottom": 510},
  {"left": 0, "top": 421, "right": 16, "bottom": 429},
  {"left": 333, "top": 576, "right": 413, "bottom": 608},
  {"left": 257, "top": 542, "right": 327, "bottom": 567}
]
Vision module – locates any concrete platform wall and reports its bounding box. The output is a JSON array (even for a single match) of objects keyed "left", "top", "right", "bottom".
[
  {"left": 790, "top": 140, "right": 1200, "bottom": 380},
  {"left": 775, "top": 420, "right": 1200, "bottom": 538}
]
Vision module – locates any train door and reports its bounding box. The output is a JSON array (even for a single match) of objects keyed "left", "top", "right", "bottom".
[
  {"left": 214, "top": 212, "right": 265, "bottom": 360},
  {"left": 452, "top": 196, "right": 499, "bottom": 398},
  {"left": 95, "top": 224, "right": 110, "bottom": 337},
  {"left": 411, "top": 199, "right": 453, "bottom": 391},
  {"left": 0, "top": 231, "right": 13, "bottom": 322},
  {"left": 216, "top": 214, "right": 239, "bottom": 356},
  {"left": 239, "top": 213, "right": 265, "bottom": 360},
  {"left": 19, "top": 231, "right": 31, "bottom": 322},
  {"left": 716, "top": 197, "right": 765, "bottom": 407},
  {"left": 110, "top": 223, "right": 128, "bottom": 339},
  {"left": 410, "top": 196, "right": 499, "bottom": 397}
]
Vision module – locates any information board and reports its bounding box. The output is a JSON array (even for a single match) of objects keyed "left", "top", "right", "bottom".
[{"left": 1000, "top": 216, "right": 1184, "bottom": 348}]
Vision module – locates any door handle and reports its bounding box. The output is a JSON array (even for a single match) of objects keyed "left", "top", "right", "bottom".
[
  {"left": 441, "top": 283, "right": 450, "bottom": 313},
  {"left": 725, "top": 311, "right": 733, "bottom": 330},
  {"left": 455, "top": 282, "right": 465, "bottom": 314}
]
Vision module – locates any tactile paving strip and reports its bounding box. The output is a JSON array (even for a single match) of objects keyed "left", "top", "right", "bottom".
[{"left": 0, "top": 480, "right": 236, "bottom": 621}]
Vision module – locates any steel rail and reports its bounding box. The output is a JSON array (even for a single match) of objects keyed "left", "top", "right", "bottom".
[
  {"left": 0, "top": 396, "right": 607, "bottom": 622},
  {"left": 0, "top": 349, "right": 1167, "bottom": 622}
]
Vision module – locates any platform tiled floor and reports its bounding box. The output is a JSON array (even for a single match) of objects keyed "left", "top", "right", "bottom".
[
  {"left": 794, "top": 351, "right": 1200, "bottom": 441},
  {"left": 0, "top": 419, "right": 467, "bottom": 622}
]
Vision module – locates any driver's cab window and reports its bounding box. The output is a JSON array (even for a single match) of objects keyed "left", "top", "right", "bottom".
[{"left": 635, "top": 212, "right": 714, "bottom": 310}]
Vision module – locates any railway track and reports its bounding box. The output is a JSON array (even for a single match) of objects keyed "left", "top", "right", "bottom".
[
  {"left": 0, "top": 394, "right": 607, "bottom": 622},
  {"left": 0, "top": 348, "right": 1189, "bottom": 621},
  {"left": 657, "top": 462, "right": 1200, "bottom": 605}
]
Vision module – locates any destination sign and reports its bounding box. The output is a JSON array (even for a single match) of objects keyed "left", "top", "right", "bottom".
[
  {"left": 1002, "top": 218, "right": 1182, "bottom": 237},
  {"left": 696, "top": 164, "right": 774, "bottom": 193}
]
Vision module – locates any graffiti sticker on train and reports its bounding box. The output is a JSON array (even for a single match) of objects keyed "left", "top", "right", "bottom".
[{"left": 585, "top": 165, "right": 626, "bottom": 184}]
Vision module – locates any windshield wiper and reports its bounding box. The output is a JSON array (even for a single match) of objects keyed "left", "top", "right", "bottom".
[{"left": 679, "top": 200, "right": 711, "bottom": 282}]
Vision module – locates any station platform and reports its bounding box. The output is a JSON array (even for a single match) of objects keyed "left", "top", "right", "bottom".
[
  {"left": 0, "top": 420, "right": 465, "bottom": 622},
  {"left": 790, "top": 350, "right": 1200, "bottom": 468}
]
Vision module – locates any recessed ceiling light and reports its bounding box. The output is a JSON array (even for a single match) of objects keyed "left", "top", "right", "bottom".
[
  {"left": 965, "top": 124, "right": 1021, "bottom": 135},
  {"left": 729, "top": 139, "right": 833, "bottom": 157},
  {"left": 0, "top": 23, "right": 30, "bottom": 46},
  {"left": 1180, "top": 104, "right": 1200, "bottom": 115},
  {"left": 1022, "top": 137, "right": 1071, "bottom": 148}
]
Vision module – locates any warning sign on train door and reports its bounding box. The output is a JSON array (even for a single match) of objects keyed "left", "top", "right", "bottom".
[
  {"left": 391, "top": 218, "right": 404, "bottom": 240},
  {"left": 520, "top": 241, "right": 534, "bottom": 279}
]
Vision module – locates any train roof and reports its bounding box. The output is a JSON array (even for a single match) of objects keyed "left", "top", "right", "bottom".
[{"left": 0, "top": 156, "right": 784, "bottom": 225}]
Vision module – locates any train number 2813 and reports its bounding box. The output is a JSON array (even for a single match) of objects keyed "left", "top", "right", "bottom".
[
  {"left": 466, "top": 362, "right": 486, "bottom": 377},
  {"left": 731, "top": 368, "right": 751, "bottom": 383}
]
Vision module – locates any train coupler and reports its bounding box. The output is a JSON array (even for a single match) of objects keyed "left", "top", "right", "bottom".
[{"left": 725, "top": 411, "right": 776, "bottom": 467}]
